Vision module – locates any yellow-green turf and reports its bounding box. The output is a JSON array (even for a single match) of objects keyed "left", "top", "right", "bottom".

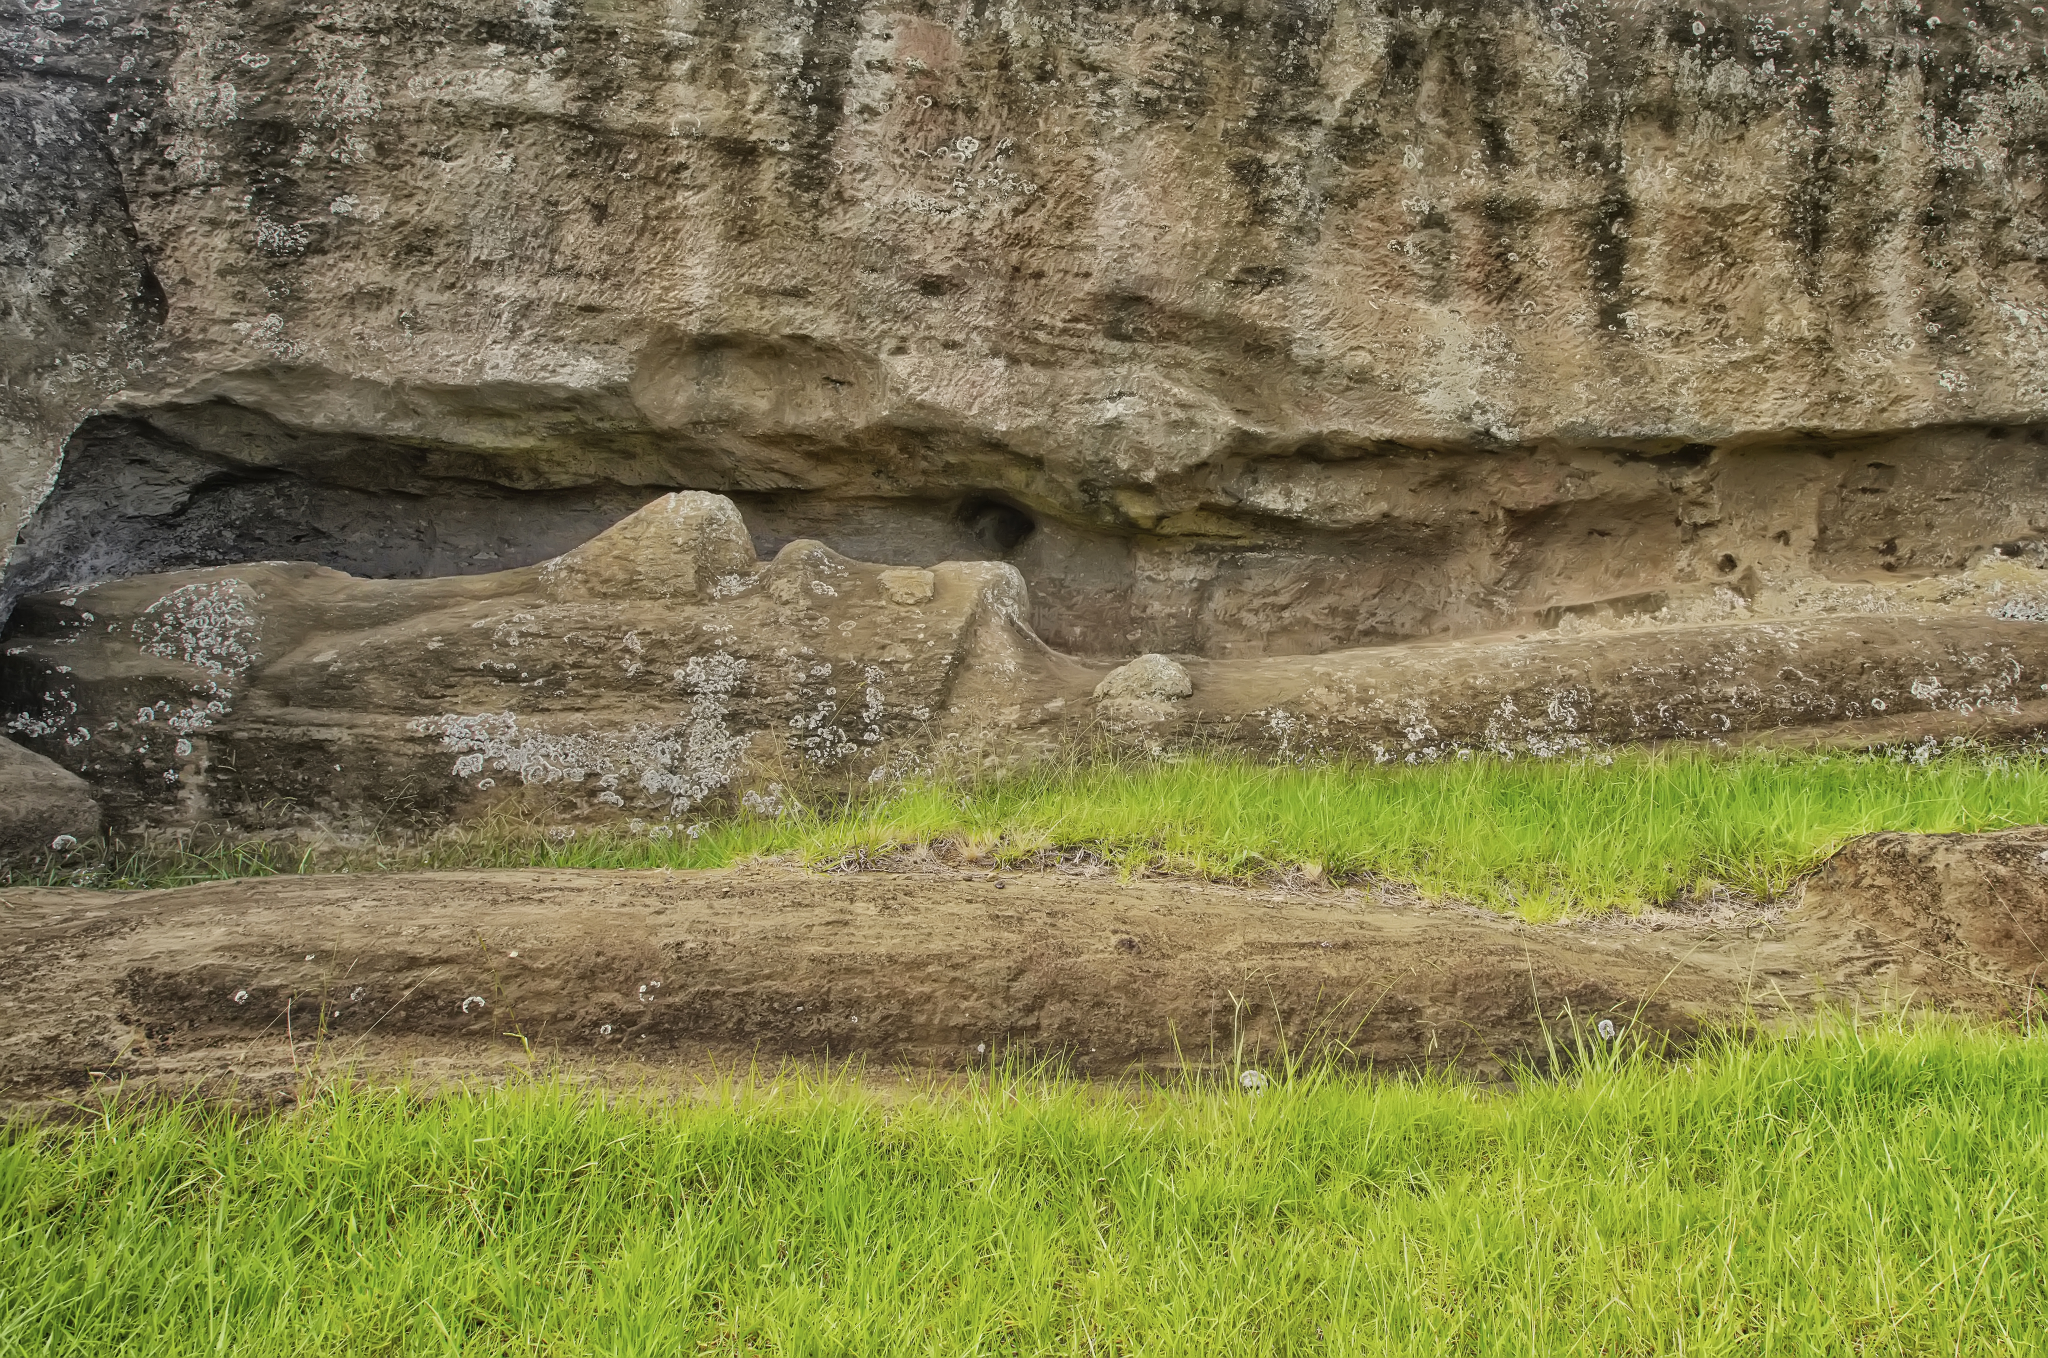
[
  {"left": 23, "top": 747, "right": 2048, "bottom": 918},
  {"left": 3, "top": 1020, "right": 2044, "bottom": 1355}
]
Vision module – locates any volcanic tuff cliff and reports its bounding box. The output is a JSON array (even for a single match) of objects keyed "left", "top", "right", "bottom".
[{"left": 11, "top": 0, "right": 2048, "bottom": 834}]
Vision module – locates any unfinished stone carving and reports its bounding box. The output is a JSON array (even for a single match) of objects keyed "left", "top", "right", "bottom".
[
  {"left": 5, "top": 490, "right": 2048, "bottom": 836},
  {"left": 1093, "top": 653, "right": 1194, "bottom": 729},
  {"left": 0, "top": 493, "right": 1089, "bottom": 831}
]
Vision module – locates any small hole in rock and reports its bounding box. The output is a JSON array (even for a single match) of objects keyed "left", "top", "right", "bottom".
[
  {"left": 957, "top": 497, "right": 1036, "bottom": 555},
  {"left": 1715, "top": 553, "right": 1738, "bottom": 574}
]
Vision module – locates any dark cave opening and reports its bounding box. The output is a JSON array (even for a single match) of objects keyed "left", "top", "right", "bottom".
[
  {"left": 956, "top": 496, "right": 1037, "bottom": 555},
  {"left": 0, "top": 413, "right": 665, "bottom": 624}
]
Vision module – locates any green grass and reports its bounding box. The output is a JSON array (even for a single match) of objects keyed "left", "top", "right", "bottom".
[
  {"left": 3, "top": 1021, "right": 2045, "bottom": 1355},
  {"left": 23, "top": 746, "right": 2048, "bottom": 918}
]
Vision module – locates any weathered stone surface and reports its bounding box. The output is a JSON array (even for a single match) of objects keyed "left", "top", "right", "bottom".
[
  {"left": 13, "top": 0, "right": 2048, "bottom": 660},
  {"left": 0, "top": 493, "right": 1085, "bottom": 830},
  {"left": 1180, "top": 611, "right": 2048, "bottom": 759},
  {"left": 9, "top": 490, "right": 2048, "bottom": 834},
  {"left": 1092, "top": 651, "right": 1193, "bottom": 728},
  {"left": 1094, "top": 654, "right": 1194, "bottom": 703},
  {"left": 13, "top": 1, "right": 2048, "bottom": 821},
  {"left": 0, "top": 69, "right": 161, "bottom": 580},
  {"left": 539, "top": 490, "right": 758, "bottom": 603},
  {"left": 5, "top": 831, "right": 2046, "bottom": 1095},
  {"left": 0, "top": 736, "right": 101, "bottom": 858}
]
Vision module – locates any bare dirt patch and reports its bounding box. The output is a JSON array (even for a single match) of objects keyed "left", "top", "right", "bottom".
[{"left": 4, "top": 834, "right": 2045, "bottom": 1108}]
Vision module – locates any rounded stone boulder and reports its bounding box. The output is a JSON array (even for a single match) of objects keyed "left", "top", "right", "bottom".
[
  {"left": 0, "top": 737, "right": 101, "bottom": 858},
  {"left": 1093, "top": 654, "right": 1194, "bottom": 703}
]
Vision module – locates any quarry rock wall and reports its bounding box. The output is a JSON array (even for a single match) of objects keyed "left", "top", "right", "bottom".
[
  {"left": 12, "top": 1, "right": 2048, "bottom": 638},
  {"left": 12, "top": 0, "right": 2048, "bottom": 832}
]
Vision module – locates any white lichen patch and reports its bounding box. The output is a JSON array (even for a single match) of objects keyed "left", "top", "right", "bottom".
[
  {"left": 709, "top": 573, "right": 756, "bottom": 599},
  {"left": 1479, "top": 691, "right": 1594, "bottom": 760},
  {"left": 741, "top": 783, "right": 804, "bottom": 819},
  {"left": 23, "top": 579, "right": 268, "bottom": 751},
  {"left": 781, "top": 657, "right": 894, "bottom": 764},
  {"left": 5, "top": 686, "right": 80, "bottom": 741},
  {"left": 410, "top": 653, "right": 752, "bottom": 812},
  {"left": 132, "top": 580, "right": 261, "bottom": 678},
  {"left": 254, "top": 216, "right": 310, "bottom": 256},
  {"left": 861, "top": 665, "right": 887, "bottom": 743},
  {"left": 1992, "top": 595, "right": 2048, "bottom": 621},
  {"left": 486, "top": 612, "right": 544, "bottom": 648}
]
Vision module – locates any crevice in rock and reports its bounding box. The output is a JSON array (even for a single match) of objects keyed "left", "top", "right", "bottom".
[
  {"left": 13, "top": 400, "right": 2048, "bottom": 663},
  {"left": 1, "top": 413, "right": 666, "bottom": 621}
]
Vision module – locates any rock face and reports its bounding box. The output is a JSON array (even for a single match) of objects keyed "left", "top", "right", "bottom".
[
  {"left": 0, "top": 737, "right": 101, "bottom": 857},
  {"left": 13, "top": 0, "right": 2048, "bottom": 653},
  {"left": 12, "top": 0, "right": 2048, "bottom": 828}
]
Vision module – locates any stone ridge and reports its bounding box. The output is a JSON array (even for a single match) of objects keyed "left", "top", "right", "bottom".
[{"left": 5, "top": 831, "right": 2047, "bottom": 1090}]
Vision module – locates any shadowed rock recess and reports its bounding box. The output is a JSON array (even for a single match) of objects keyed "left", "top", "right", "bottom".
[{"left": 12, "top": 0, "right": 2048, "bottom": 832}]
